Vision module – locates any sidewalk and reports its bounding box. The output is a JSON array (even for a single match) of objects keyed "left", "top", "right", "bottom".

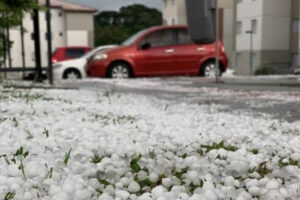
[{"left": 222, "top": 75, "right": 300, "bottom": 87}]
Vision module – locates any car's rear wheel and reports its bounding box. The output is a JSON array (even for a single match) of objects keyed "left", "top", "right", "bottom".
[
  {"left": 201, "top": 61, "right": 221, "bottom": 78},
  {"left": 108, "top": 63, "right": 130, "bottom": 79},
  {"left": 63, "top": 69, "right": 81, "bottom": 80}
]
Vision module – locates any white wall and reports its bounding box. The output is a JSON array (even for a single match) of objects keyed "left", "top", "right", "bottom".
[
  {"left": 8, "top": 8, "right": 66, "bottom": 68},
  {"left": 67, "top": 31, "right": 88, "bottom": 46},
  {"left": 261, "top": 0, "right": 291, "bottom": 50},
  {"left": 163, "top": 0, "right": 180, "bottom": 25},
  {"left": 236, "top": 0, "right": 263, "bottom": 51}
]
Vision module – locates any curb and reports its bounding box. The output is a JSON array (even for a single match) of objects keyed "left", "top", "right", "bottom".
[{"left": 222, "top": 76, "right": 300, "bottom": 87}]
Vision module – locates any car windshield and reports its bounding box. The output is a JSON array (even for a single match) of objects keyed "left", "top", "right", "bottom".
[{"left": 121, "top": 29, "right": 148, "bottom": 46}]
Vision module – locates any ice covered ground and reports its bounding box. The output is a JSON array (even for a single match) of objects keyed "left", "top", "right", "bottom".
[{"left": 0, "top": 84, "right": 300, "bottom": 200}]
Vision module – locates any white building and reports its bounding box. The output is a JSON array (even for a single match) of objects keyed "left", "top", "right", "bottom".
[
  {"left": 235, "top": 0, "right": 299, "bottom": 75},
  {"left": 7, "top": 0, "right": 97, "bottom": 69}
]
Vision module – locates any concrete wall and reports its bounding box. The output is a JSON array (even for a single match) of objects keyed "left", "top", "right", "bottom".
[
  {"left": 162, "top": 0, "right": 181, "bottom": 25},
  {"left": 65, "top": 12, "right": 95, "bottom": 47},
  {"left": 235, "top": 0, "right": 293, "bottom": 75},
  {"left": 261, "top": 0, "right": 291, "bottom": 50},
  {"left": 177, "top": 0, "right": 187, "bottom": 25}
]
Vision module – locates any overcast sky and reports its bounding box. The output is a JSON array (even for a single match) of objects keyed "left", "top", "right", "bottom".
[{"left": 65, "top": 0, "right": 163, "bottom": 12}]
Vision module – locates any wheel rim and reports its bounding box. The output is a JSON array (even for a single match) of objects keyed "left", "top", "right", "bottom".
[
  {"left": 111, "top": 65, "right": 129, "bottom": 79},
  {"left": 66, "top": 71, "right": 79, "bottom": 80},
  {"left": 204, "top": 63, "right": 220, "bottom": 78}
]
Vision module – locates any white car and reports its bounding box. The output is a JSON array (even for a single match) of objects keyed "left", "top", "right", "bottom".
[{"left": 53, "top": 45, "right": 117, "bottom": 80}]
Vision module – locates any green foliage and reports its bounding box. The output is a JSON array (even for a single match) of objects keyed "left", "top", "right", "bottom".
[
  {"left": 251, "top": 149, "right": 259, "bottom": 155},
  {"left": 255, "top": 66, "right": 276, "bottom": 75},
  {"left": 248, "top": 162, "right": 272, "bottom": 178},
  {"left": 4, "top": 191, "right": 16, "bottom": 200},
  {"left": 64, "top": 148, "right": 72, "bottom": 166},
  {"left": 279, "top": 158, "right": 298, "bottom": 167},
  {"left": 98, "top": 179, "right": 111, "bottom": 186},
  {"left": 0, "top": 154, "right": 10, "bottom": 165},
  {"left": 91, "top": 153, "right": 102, "bottom": 164},
  {"left": 201, "top": 141, "right": 238, "bottom": 153},
  {"left": 130, "top": 157, "right": 141, "bottom": 173},
  {"left": 43, "top": 128, "right": 49, "bottom": 138},
  {"left": 94, "top": 4, "right": 162, "bottom": 46},
  {"left": 14, "top": 146, "right": 29, "bottom": 179},
  {"left": 0, "top": 0, "right": 38, "bottom": 57},
  {"left": 45, "top": 167, "right": 53, "bottom": 179}
]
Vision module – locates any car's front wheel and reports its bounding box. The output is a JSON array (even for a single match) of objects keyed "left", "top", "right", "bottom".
[
  {"left": 63, "top": 69, "right": 81, "bottom": 80},
  {"left": 108, "top": 63, "right": 131, "bottom": 79},
  {"left": 201, "top": 61, "right": 221, "bottom": 78}
]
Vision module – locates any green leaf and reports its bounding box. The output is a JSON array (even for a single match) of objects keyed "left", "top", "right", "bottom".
[{"left": 130, "top": 158, "right": 141, "bottom": 173}]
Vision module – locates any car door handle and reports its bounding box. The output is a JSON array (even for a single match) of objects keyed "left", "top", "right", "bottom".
[
  {"left": 197, "top": 47, "right": 205, "bottom": 51},
  {"left": 165, "top": 49, "right": 174, "bottom": 53}
]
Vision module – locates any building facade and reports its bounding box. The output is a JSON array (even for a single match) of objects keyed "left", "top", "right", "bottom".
[
  {"left": 162, "top": 0, "right": 236, "bottom": 69},
  {"left": 235, "top": 0, "right": 299, "bottom": 75},
  {"left": 6, "top": 0, "right": 96, "bottom": 70}
]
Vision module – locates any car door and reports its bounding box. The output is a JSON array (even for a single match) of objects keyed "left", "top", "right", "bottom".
[
  {"left": 172, "top": 28, "right": 207, "bottom": 75},
  {"left": 135, "top": 29, "right": 176, "bottom": 76}
]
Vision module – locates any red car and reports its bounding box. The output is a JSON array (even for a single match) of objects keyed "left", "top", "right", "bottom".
[
  {"left": 52, "top": 46, "right": 91, "bottom": 63},
  {"left": 87, "top": 25, "right": 228, "bottom": 78}
]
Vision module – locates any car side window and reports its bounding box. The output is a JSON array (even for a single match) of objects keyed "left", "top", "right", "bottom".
[
  {"left": 65, "top": 49, "right": 86, "bottom": 58},
  {"left": 141, "top": 29, "right": 175, "bottom": 48},
  {"left": 177, "top": 29, "right": 194, "bottom": 45}
]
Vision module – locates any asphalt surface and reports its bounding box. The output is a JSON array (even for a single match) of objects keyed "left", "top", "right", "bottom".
[{"left": 58, "top": 77, "right": 300, "bottom": 122}]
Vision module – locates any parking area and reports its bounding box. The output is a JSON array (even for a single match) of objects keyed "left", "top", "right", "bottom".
[{"left": 57, "top": 77, "right": 300, "bottom": 122}]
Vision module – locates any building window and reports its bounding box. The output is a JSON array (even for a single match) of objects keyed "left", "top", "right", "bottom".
[
  {"left": 59, "top": 12, "right": 63, "bottom": 17},
  {"left": 171, "top": 0, "right": 175, "bottom": 6},
  {"left": 251, "top": 19, "right": 257, "bottom": 34},
  {"left": 59, "top": 32, "right": 63, "bottom": 36},
  {"left": 292, "top": 19, "right": 299, "bottom": 33},
  {"left": 236, "top": 21, "right": 242, "bottom": 35},
  {"left": 237, "top": 0, "right": 242, "bottom": 3}
]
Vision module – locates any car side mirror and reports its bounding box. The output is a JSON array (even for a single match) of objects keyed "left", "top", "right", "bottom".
[{"left": 140, "top": 42, "right": 151, "bottom": 50}]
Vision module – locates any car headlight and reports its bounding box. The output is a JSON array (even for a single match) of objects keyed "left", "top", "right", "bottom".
[
  {"left": 93, "top": 53, "right": 108, "bottom": 61},
  {"left": 53, "top": 64, "right": 62, "bottom": 69}
]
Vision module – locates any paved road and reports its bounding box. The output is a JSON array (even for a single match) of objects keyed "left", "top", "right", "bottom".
[{"left": 58, "top": 77, "right": 300, "bottom": 122}]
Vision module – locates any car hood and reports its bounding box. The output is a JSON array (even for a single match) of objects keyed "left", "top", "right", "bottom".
[{"left": 104, "top": 45, "right": 131, "bottom": 55}]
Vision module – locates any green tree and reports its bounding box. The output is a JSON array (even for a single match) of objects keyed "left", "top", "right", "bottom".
[
  {"left": 0, "top": 0, "right": 38, "bottom": 63},
  {"left": 94, "top": 4, "right": 162, "bottom": 46}
]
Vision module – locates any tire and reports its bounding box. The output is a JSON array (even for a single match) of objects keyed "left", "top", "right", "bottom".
[
  {"left": 108, "top": 63, "right": 131, "bottom": 79},
  {"left": 63, "top": 69, "right": 81, "bottom": 80},
  {"left": 201, "top": 61, "right": 221, "bottom": 78}
]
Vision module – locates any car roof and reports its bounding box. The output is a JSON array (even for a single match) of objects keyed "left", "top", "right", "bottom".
[{"left": 146, "top": 25, "right": 188, "bottom": 32}]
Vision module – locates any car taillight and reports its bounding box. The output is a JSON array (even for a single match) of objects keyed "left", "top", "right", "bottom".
[{"left": 52, "top": 58, "right": 58, "bottom": 63}]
